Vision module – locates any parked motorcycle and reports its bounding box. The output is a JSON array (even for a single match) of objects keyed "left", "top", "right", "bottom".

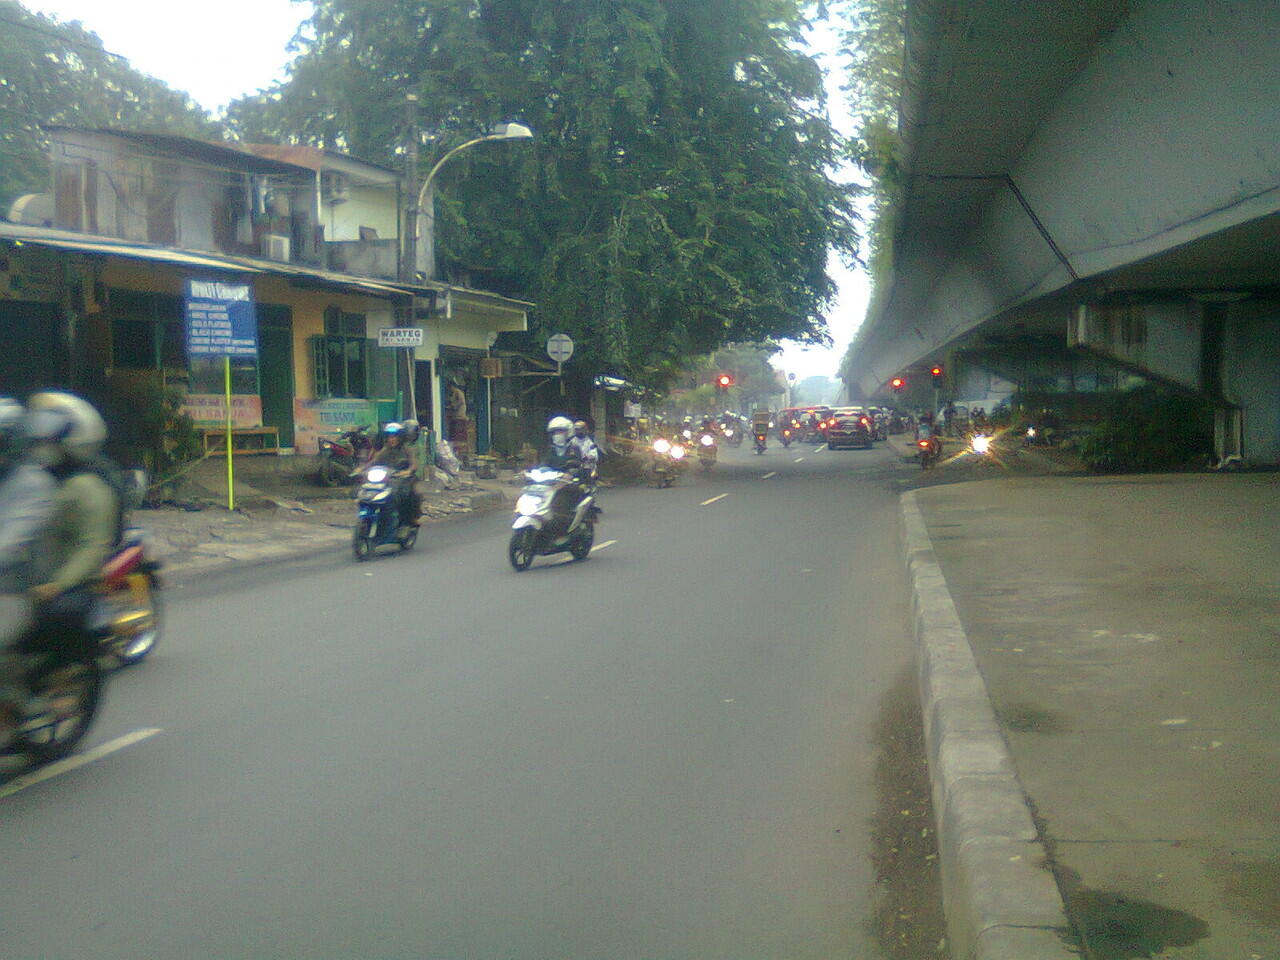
[
  {"left": 352, "top": 465, "right": 418, "bottom": 560},
  {"left": 318, "top": 425, "right": 373, "bottom": 486},
  {"left": 651, "top": 437, "right": 686, "bottom": 488},
  {"left": 93, "top": 527, "right": 163, "bottom": 666},
  {"left": 1, "top": 596, "right": 103, "bottom": 763},
  {"left": 697, "top": 432, "right": 718, "bottom": 470},
  {"left": 508, "top": 467, "right": 599, "bottom": 571}
]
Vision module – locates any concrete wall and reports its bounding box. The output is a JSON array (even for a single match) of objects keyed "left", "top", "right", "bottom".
[
  {"left": 1224, "top": 301, "right": 1280, "bottom": 465},
  {"left": 323, "top": 184, "right": 399, "bottom": 243},
  {"left": 1069, "top": 301, "right": 1203, "bottom": 390}
]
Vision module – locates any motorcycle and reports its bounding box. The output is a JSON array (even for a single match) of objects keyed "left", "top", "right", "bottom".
[
  {"left": 722, "top": 426, "right": 742, "bottom": 447},
  {"left": 318, "top": 425, "right": 373, "bottom": 487},
  {"left": 92, "top": 527, "right": 163, "bottom": 666},
  {"left": 651, "top": 437, "right": 686, "bottom": 488},
  {"left": 352, "top": 465, "right": 418, "bottom": 560},
  {"left": 508, "top": 467, "right": 599, "bottom": 571},
  {"left": 697, "top": 433, "right": 718, "bottom": 470},
  {"left": 917, "top": 435, "right": 942, "bottom": 469},
  {"left": 1, "top": 596, "right": 103, "bottom": 764},
  {"left": 780, "top": 425, "right": 793, "bottom": 448},
  {"left": 754, "top": 431, "right": 768, "bottom": 454}
]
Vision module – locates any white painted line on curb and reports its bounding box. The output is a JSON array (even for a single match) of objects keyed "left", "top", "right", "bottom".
[
  {"left": 0, "top": 727, "right": 163, "bottom": 800},
  {"left": 761, "top": 471, "right": 777, "bottom": 479},
  {"left": 590, "top": 539, "right": 617, "bottom": 552},
  {"left": 700, "top": 494, "right": 728, "bottom": 506}
]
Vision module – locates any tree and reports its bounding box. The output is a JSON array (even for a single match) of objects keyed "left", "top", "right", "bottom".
[
  {"left": 0, "top": 1, "right": 218, "bottom": 210},
  {"left": 228, "top": 0, "right": 859, "bottom": 391}
]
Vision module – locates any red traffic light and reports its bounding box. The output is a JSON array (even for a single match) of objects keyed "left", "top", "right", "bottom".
[
  {"left": 890, "top": 377, "right": 905, "bottom": 390},
  {"left": 716, "top": 374, "right": 733, "bottom": 388}
]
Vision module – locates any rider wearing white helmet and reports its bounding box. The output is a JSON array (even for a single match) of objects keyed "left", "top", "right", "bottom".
[{"left": 0, "top": 397, "right": 56, "bottom": 590}]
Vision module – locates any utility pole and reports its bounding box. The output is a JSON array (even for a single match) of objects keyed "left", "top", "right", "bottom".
[{"left": 399, "top": 93, "right": 420, "bottom": 423}]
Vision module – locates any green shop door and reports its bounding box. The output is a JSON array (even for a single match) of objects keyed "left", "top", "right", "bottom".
[{"left": 258, "top": 306, "right": 295, "bottom": 448}]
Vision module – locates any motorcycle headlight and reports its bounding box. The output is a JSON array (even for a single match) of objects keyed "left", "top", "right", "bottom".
[
  {"left": 1026, "top": 427, "right": 1037, "bottom": 438},
  {"left": 366, "top": 466, "right": 390, "bottom": 483},
  {"left": 670, "top": 445, "right": 686, "bottom": 460},
  {"left": 516, "top": 493, "right": 544, "bottom": 515},
  {"left": 724, "top": 428, "right": 734, "bottom": 437},
  {"left": 700, "top": 435, "right": 714, "bottom": 447},
  {"left": 653, "top": 438, "right": 671, "bottom": 454},
  {"left": 971, "top": 434, "right": 993, "bottom": 455}
]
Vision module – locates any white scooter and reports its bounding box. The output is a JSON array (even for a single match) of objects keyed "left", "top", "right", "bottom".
[{"left": 508, "top": 467, "right": 599, "bottom": 571}]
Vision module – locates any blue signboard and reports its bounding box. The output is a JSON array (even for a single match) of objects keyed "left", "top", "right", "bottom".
[{"left": 185, "top": 280, "right": 258, "bottom": 358}]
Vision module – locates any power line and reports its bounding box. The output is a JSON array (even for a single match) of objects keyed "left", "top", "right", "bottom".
[{"left": 0, "top": 9, "right": 127, "bottom": 61}]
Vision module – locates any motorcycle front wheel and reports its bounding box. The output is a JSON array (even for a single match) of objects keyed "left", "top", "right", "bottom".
[
  {"left": 17, "top": 655, "right": 102, "bottom": 763},
  {"left": 353, "top": 520, "right": 375, "bottom": 561},
  {"left": 509, "top": 529, "right": 537, "bottom": 571}
]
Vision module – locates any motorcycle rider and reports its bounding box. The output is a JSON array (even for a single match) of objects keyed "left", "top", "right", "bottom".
[
  {"left": 569, "top": 420, "right": 599, "bottom": 480},
  {"left": 20, "top": 392, "right": 120, "bottom": 679},
  {"left": 0, "top": 398, "right": 56, "bottom": 744},
  {"left": 541, "top": 416, "right": 589, "bottom": 519},
  {"left": 366, "top": 422, "right": 420, "bottom": 527}
]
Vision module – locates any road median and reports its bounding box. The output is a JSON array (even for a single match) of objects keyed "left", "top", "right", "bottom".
[{"left": 900, "top": 490, "right": 1076, "bottom": 960}]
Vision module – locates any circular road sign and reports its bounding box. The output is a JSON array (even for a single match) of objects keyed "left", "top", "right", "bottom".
[{"left": 546, "top": 333, "right": 575, "bottom": 364}]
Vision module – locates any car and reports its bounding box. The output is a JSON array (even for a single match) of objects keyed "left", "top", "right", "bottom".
[{"left": 826, "top": 413, "right": 874, "bottom": 449}]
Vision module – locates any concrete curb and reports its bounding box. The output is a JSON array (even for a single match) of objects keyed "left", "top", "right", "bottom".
[
  {"left": 899, "top": 490, "right": 1077, "bottom": 960},
  {"left": 159, "top": 489, "right": 507, "bottom": 582}
]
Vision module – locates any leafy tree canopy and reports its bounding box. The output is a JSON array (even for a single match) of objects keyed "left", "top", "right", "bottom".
[
  {"left": 0, "top": 0, "right": 218, "bottom": 209},
  {"left": 229, "top": 0, "right": 859, "bottom": 390}
]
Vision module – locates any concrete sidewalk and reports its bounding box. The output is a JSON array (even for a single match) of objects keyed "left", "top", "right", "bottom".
[
  {"left": 135, "top": 478, "right": 508, "bottom": 580},
  {"left": 903, "top": 472, "right": 1279, "bottom": 959}
]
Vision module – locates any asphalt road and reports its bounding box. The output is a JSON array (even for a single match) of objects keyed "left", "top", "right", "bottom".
[{"left": 0, "top": 438, "right": 915, "bottom": 960}]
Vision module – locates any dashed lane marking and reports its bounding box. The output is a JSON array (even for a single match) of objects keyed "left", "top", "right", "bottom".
[
  {"left": 590, "top": 539, "right": 617, "bottom": 552},
  {"left": 700, "top": 494, "right": 729, "bottom": 506},
  {"left": 761, "top": 471, "right": 777, "bottom": 479},
  {"left": 794, "top": 457, "right": 805, "bottom": 463},
  {"left": 0, "top": 727, "right": 163, "bottom": 800}
]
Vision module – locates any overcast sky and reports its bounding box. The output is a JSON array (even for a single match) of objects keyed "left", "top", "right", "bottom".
[{"left": 28, "top": 0, "right": 868, "bottom": 379}]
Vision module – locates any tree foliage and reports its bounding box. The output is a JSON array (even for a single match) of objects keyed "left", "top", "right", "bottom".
[
  {"left": 0, "top": 0, "right": 218, "bottom": 209},
  {"left": 228, "top": 0, "right": 859, "bottom": 389}
]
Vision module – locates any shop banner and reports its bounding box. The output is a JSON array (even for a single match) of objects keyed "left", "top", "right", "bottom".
[
  {"left": 182, "top": 394, "right": 263, "bottom": 428},
  {"left": 293, "top": 398, "right": 378, "bottom": 454},
  {"left": 185, "top": 280, "right": 258, "bottom": 358}
]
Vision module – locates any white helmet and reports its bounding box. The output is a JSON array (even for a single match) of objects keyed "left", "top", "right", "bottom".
[
  {"left": 547, "top": 415, "right": 572, "bottom": 447},
  {"left": 25, "top": 391, "right": 108, "bottom": 464}
]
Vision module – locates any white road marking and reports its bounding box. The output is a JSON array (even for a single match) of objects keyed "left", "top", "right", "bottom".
[
  {"left": 0, "top": 727, "right": 163, "bottom": 800},
  {"left": 700, "top": 494, "right": 728, "bottom": 506},
  {"left": 590, "top": 539, "right": 617, "bottom": 552},
  {"left": 794, "top": 457, "right": 805, "bottom": 463},
  {"left": 761, "top": 471, "right": 777, "bottom": 479}
]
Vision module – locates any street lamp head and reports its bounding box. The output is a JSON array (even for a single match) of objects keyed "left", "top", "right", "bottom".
[{"left": 489, "top": 122, "right": 534, "bottom": 140}]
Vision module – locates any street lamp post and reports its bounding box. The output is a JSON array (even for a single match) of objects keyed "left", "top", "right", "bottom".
[{"left": 411, "top": 122, "right": 533, "bottom": 282}]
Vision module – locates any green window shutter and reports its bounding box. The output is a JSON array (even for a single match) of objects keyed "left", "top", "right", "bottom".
[{"left": 310, "top": 336, "right": 330, "bottom": 399}]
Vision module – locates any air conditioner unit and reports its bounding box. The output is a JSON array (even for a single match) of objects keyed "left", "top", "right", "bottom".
[
  {"left": 261, "top": 233, "right": 291, "bottom": 262},
  {"left": 322, "top": 172, "right": 350, "bottom": 203}
]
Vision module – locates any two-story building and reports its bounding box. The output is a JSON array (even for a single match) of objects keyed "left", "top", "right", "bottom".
[{"left": 0, "top": 127, "right": 529, "bottom": 461}]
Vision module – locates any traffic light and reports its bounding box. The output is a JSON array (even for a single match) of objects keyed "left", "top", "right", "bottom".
[
  {"left": 716, "top": 373, "right": 733, "bottom": 389},
  {"left": 890, "top": 376, "right": 905, "bottom": 392},
  {"left": 930, "top": 365, "right": 944, "bottom": 385}
]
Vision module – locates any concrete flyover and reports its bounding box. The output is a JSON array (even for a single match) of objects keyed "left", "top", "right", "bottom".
[{"left": 843, "top": 0, "right": 1280, "bottom": 465}]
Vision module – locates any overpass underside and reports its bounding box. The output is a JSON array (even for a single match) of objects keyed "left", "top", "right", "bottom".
[{"left": 845, "top": 0, "right": 1280, "bottom": 465}]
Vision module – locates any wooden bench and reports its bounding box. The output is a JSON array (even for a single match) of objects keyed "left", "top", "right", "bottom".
[{"left": 200, "top": 426, "right": 281, "bottom": 456}]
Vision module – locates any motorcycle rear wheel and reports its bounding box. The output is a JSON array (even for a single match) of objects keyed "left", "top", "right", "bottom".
[
  {"left": 509, "top": 529, "right": 537, "bottom": 571},
  {"left": 17, "top": 655, "right": 102, "bottom": 763},
  {"left": 108, "top": 573, "right": 162, "bottom": 666},
  {"left": 569, "top": 523, "right": 594, "bottom": 560},
  {"left": 399, "top": 526, "right": 418, "bottom": 552}
]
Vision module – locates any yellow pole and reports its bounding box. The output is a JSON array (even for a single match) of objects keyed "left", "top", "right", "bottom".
[{"left": 225, "top": 355, "right": 235, "bottom": 511}]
